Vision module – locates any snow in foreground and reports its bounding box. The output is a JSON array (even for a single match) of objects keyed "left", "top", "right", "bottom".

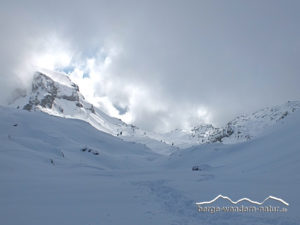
[{"left": 0, "top": 106, "right": 299, "bottom": 225}]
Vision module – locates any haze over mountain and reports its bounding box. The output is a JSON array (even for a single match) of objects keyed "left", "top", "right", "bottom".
[
  {"left": 10, "top": 69, "right": 300, "bottom": 152},
  {"left": 1, "top": 1, "right": 300, "bottom": 132}
]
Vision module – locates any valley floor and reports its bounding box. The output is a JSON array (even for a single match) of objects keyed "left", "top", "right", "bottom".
[{"left": 0, "top": 106, "right": 299, "bottom": 225}]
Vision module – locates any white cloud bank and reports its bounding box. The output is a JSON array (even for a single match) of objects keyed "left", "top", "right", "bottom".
[{"left": 1, "top": 0, "right": 300, "bottom": 132}]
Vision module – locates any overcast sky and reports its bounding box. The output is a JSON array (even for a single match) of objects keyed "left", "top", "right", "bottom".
[{"left": 1, "top": 0, "right": 300, "bottom": 132}]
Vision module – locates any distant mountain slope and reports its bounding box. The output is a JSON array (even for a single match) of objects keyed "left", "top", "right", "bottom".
[
  {"left": 13, "top": 70, "right": 135, "bottom": 136},
  {"left": 11, "top": 70, "right": 175, "bottom": 154},
  {"left": 166, "top": 106, "right": 300, "bottom": 175},
  {"left": 216, "top": 101, "right": 300, "bottom": 144},
  {"left": 151, "top": 101, "right": 300, "bottom": 148},
  {"left": 10, "top": 69, "right": 300, "bottom": 150}
]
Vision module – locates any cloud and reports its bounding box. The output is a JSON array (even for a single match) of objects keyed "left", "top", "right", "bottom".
[{"left": 1, "top": 0, "right": 300, "bottom": 132}]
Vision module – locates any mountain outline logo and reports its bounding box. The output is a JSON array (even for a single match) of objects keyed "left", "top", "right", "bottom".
[{"left": 195, "top": 194, "right": 289, "bottom": 206}]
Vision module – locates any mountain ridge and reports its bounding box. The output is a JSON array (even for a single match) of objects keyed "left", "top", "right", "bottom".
[{"left": 10, "top": 69, "right": 300, "bottom": 152}]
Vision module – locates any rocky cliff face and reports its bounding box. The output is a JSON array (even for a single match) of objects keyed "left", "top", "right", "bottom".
[
  {"left": 190, "top": 101, "right": 300, "bottom": 144},
  {"left": 12, "top": 71, "right": 130, "bottom": 135},
  {"left": 11, "top": 70, "right": 300, "bottom": 149},
  {"left": 22, "top": 72, "right": 88, "bottom": 113},
  {"left": 166, "top": 101, "right": 300, "bottom": 147}
]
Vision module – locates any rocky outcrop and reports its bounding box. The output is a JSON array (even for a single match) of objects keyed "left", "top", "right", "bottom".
[{"left": 22, "top": 72, "right": 84, "bottom": 112}]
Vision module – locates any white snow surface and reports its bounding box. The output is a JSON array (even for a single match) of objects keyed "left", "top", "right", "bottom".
[{"left": 1, "top": 101, "right": 300, "bottom": 224}]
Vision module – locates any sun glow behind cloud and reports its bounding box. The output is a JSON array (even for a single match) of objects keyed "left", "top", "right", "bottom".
[
  {"left": 27, "top": 35, "right": 213, "bottom": 132},
  {"left": 30, "top": 35, "right": 73, "bottom": 71},
  {"left": 1, "top": 1, "right": 300, "bottom": 132}
]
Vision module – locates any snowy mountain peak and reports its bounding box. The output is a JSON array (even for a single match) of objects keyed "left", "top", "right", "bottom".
[
  {"left": 21, "top": 71, "right": 86, "bottom": 112},
  {"left": 11, "top": 70, "right": 175, "bottom": 155},
  {"left": 12, "top": 71, "right": 127, "bottom": 134},
  {"left": 210, "top": 100, "right": 300, "bottom": 144},
  {"left": 162, "top": 100, "right": 300, "bottom": 147},
  {"left": 10, "top": 70, "right": 300, "bottom": 152}
]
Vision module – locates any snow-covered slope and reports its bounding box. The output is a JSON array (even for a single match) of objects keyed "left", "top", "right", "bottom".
[
  {"left": 10, "top": 69, "right": 300, "bottom": 150},
  {"left": 0, "top": 104, "right": 299, "bottom": 225},
  {"left": 215, "top": 101, "right": 300, "bottom": 144},
  {"left": 13, "top": 70, "right": 135, "bottom": 135},
  {"left": 11, "top": 70, "right": 175, "bottom": 154},
  {"left": 163, "top": 101, "right": 300, "bottom": 146},
  {"left": 0, "top": 106, "right": 159, "bottom": 170}
]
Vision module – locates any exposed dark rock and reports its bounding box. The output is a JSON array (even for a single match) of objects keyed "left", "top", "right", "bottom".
[
  {"left": 278, "top": 111, "right": 288, "bottom": 120},
  {"left": 76, "top": 102, "right": 83, "bottom": 108},
  {"left": 81, "top": 147, "right": 99, "bottom": 156},
  {"left": 61, "top": 94, "right": 79, "bottom": 101},
  {"left": 23, "top": 103, "right": 33, "bottom": 111},
  {"left": 41, "top": 95, "right": 55, "bottom": 108},
  {"left": 20, "top": 71, "right": 87, "bottom": 113},
  {"left": 71, "top": 83, "right": 79, "bottom": 92},
  {"left": 89, "top": 105, "right": 95, "bottom": 114},
  {"left": 192, "top": 164, "right": 211, "bottom": 171},
  {"left": 205, "top": 122, "right": 235, "bottom": 143},
  {"left": 192, "top": 166, "right": 201, "bottom": 171}
]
